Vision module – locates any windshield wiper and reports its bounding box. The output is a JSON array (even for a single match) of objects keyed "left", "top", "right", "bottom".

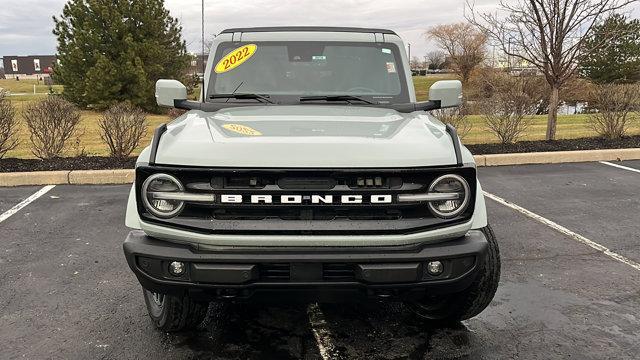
[
  {"left": 209, "top": 93, "right": 274, "bottom": 104},
  {"left": 299, "top": 95, "right": 373, "bottom": 105}
]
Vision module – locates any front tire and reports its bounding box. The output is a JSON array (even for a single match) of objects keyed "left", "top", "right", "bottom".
[
  {"left": 143, "top": 289, "right": 208, "bottom": 332},
  {"left": 407, "top": 225, "right": 500, "bottom": 323}
]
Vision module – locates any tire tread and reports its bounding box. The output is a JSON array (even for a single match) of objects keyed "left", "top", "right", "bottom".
[
  {"left": 408, "top": 225, "right": 501, "bottom": 323},
  {"left": 457, "top": 225, "right": 501, "bottom": 320},
  {"left": 144, "top": 290, "right": 208, "bottom": 332}
]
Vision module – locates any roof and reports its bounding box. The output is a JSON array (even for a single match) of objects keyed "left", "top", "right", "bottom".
[
  {"left": 220, "top": 26, "right": 397, "bottom": 35},
  {"left": 2, "top": 55, "right": 56, "bottom": 59}
]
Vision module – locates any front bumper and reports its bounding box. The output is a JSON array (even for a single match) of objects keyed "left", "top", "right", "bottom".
[{"left": 123, "top": 230, "right": 488, "bottom": 302}]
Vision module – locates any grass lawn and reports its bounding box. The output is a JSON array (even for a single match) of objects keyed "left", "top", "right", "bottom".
[
  {"left": 5, "top": 107, "right": 168, "bottom": 159},
  {"left": 463, "top": 114, "right": 640, "bottom": 144},
  {"left": 412, "top": 75, "right": 640, "bottom": 143},
  {"left": 413, "top": 74, "right": 458, "bottom": 102},
  {"left": 0, "top": 78, "right": 64, "bottom": 95},
  {"left": 2, "top": 75, "right": 638, "bottom": 158}
]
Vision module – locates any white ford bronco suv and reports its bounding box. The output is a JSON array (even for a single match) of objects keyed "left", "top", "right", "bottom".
[{"left": 123, "top": 27, "right": 500, "bottom": 332}]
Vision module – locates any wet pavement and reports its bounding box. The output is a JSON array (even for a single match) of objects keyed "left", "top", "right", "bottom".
[{"left": 1, "top": 161, "right": 639, "bottom": 359}]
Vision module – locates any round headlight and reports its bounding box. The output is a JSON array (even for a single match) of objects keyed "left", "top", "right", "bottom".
[
  {"left": 142, "top": 173, "right": 185, "bottom": 218},
  {"left": 427, "top": 174, "right": 470, "bottom": 219}
]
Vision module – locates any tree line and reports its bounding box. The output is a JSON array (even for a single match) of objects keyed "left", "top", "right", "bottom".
[
  {"left": 2, "top": 0, "right": 639, "bottom": 160},
  {"left": 428, "top": 0, "right": 639, "bottom": 141}
]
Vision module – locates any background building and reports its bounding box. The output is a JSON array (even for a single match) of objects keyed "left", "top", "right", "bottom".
[
  {"left": 187, "top": 54, "right": 208, "bottom": 78},
  {"left": 2, "top": 55, "right": 57, "bottom": 79}
]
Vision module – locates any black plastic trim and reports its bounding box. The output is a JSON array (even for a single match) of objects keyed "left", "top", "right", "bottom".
[
  {"left": 220, "top": 26, "right": 397, "bottom": 35},
  {"left": 122, "top": 230, "right": 488, "bottom": 300},
  {"left": 174, "top": 99, "right": 441, "bottom": 114},
  {"left": 445, "top": 124, "right": 463, "bottom": 166},
  {"left": 148, "top": 124, "right": 167, "bottom": 166},
  {"left": 124, "top": 229, "right": 487, "bottom": 263}
]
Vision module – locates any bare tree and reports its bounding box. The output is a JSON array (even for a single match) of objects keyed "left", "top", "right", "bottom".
[
  {"left": 426, "top": 23, "right": 487, "bottom": 86},
  {"left": 24, "top": 96, "right": 83, "bottom": 159},
  {"left": 480, "top": 73, "right": 540, "bottom": 144},
  {"left": 99, "top": 103, "right": 148, "bottom": 158},
  {"left": 588, "top": 84, "right": 640, "bottom": 139},
  {"left": 410, "top": 56, "right": 423, "bottom": 70},
  {"left": 431, "top": 105, "right": 473, "bottom": 140},
  {"left": 0, "top": 91, "right": 19, "bottom": 159},
  {"left": 426, "top": 50, "right": 446, "bottom": 70},
  {"left": 469, "top": 0, "right": 636, "bottom": 140}
]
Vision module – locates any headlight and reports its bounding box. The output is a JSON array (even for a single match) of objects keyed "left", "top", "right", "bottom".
[
  {"left": 141, "top": 173, "right": 185, "bottom": 218},
  {"left": 427, "top": 174, "right": 470, "bottom": 219}
]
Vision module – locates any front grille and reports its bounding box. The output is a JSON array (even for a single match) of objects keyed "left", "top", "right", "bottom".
[
  {"left": 260, "top": 263, "right": 290, "bottom": 281},
  {"left": 136, "top": 166, "right": 476, "bottom": 235},
  {"left": 323, "top": 263, "right": 356, "bottom": 281},
  {"left": 212, "top": 208, "right": 402, "bottom": 221},
  {"left": 259, "top": 263, "right": 356, "bottom": 282}
]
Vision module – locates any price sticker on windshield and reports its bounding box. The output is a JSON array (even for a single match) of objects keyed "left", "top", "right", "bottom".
[{"left": 215, "top": 44, "right": 257, "bottom": 74}]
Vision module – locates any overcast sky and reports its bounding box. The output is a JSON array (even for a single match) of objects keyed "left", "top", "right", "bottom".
[{"left": 1, "top": 0, "right": 639, "bottom": 61}]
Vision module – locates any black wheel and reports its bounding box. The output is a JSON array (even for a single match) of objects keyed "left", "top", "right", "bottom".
[
  {"left": 407, "top": 225, "right": 500, "bottom": 323},
  {"left": 142, "top": 289, "right": 208, "bottom": 332}
]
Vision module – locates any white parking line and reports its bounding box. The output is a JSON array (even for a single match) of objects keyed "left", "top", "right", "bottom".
[
  {"left": 0, "top": 185, "right": 56, "bottom": 224},
  {"left": 600, "top": 161, "right": 640, "bottom": 174},
  {"left": 484, "top": 191, "right": 640, "bottom": 272},
  {"left": 307, "top": 303, "right": 338, "bottom": 360}
]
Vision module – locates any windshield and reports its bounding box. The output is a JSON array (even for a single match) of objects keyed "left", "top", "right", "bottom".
[{"left": 207, "top": 41, "right": 410, "bottom": 104}]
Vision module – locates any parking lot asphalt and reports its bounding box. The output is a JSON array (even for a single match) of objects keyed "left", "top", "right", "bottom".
[
  {"left": 1, "top": 161, "right": 639, "bottom": 360},
  {"left": 0, "top": 185, "right": 41, "bottom": 214}
]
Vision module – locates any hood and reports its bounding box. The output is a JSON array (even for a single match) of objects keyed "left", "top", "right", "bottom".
[{"left": 154, "top": 105, "right": 461, "bottom": 168}]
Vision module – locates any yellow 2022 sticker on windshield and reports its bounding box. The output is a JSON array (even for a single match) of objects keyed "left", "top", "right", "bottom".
[
  {"left": 222, "top": 123, "right": 262, "bottom": 136},
  {"left": 214, "top": 44, "right": 257, "bottom": 74}
]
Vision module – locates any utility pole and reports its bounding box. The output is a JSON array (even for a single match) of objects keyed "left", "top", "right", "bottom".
[{"left": 408, "top": 43, "right": 411, "bottom": 61}]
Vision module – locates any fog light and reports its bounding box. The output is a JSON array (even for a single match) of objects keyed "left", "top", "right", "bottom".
[
  {"left": 169, "top": 261, "right": 186, "bottom": 276},
  {"left": 427, "top": 261, "right": 443, "bottom": 276}
]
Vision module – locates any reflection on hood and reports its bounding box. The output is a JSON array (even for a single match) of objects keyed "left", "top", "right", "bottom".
[{"left": 209, "top": 105, "right": 408, "bottom": 139}]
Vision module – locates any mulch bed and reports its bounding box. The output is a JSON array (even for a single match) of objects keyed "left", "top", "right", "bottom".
[
  {"left": 466, "top": 135, "right": 640, "bottom": 155},
  {"left": 1, "top": 136, "right": 639, "bottom": 172},
  {"left": 0, "top": 156, "right": 136, "bottom": 173}
]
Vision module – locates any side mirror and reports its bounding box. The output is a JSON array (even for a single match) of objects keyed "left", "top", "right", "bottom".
[
  {"left": 429, "top": 80, "right": 462, "bottom": 108},
  {"left": 156, "top": 79, "right": 187, "bottom": 107}
]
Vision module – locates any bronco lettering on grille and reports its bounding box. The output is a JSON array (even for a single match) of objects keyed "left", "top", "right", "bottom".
[{"left": 219, "top": 194, "right": 393, "bottom": 204}]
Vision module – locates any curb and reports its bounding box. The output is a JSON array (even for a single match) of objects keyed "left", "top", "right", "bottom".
[
  {"left": 0, "top": 171, "right": 71, "bottom": 187},
  {"left": 1, "top": 148, "right": 639, "bottom": 187},
  {"left": 474, "top": 148, "right": 640, "bottom": 167},
  {"left": 0, "top": 169, "right": 135, "bottom": 187}
]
